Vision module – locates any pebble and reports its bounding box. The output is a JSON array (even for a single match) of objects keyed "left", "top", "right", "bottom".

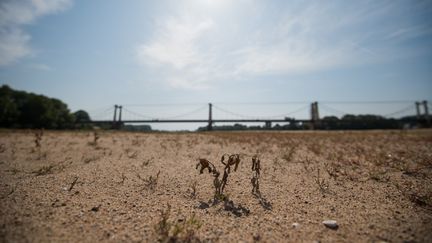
[
  {"left": 292, "top": 222, "right": 300, "bottom": 228},
  {"left": 322, "top": 220, "right": 338, "bottom": 230}
]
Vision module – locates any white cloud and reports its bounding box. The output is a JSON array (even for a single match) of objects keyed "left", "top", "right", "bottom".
[
  {"left": 28, "top": 63, "right": 52, "bottom": 71},
  {"left": 0, "top": 0, "right": 72, "bottom": 66},
  {"left": 0, "top": 28, "right": 32, "bottom": 66},
  {"left": 386, "top": 25, "right": 432, "bottom": 41},
  {"left": 136, "top": 1, "right": 432, "bottom": 90},
  {"left": 137, "top": 16, "right": 214, "bottom": 69}
]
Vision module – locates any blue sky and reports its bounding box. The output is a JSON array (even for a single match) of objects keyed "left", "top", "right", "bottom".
[{"left": 0, "top": 0, "right": 431, "bottom": 130}]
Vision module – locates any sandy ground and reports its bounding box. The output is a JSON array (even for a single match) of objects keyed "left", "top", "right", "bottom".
[{"left": 0, "top": 129, "right": 431, "bottom": 242}]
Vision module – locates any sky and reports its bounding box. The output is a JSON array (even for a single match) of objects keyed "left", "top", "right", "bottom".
[{"left": 0, "top": 0, "right": 431, "bottom": 130}]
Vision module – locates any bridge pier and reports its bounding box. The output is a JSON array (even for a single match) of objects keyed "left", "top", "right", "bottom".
[{"left": 265, "top": 121, "right": 272, "bottom": 129}]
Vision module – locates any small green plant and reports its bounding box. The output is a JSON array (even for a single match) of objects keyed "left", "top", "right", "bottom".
[
  {"left": 155, "top": 204, "right": 171, "bottom": 240},
  {"left": 155, "top": 204, "right": 202, "bottom": 242}
]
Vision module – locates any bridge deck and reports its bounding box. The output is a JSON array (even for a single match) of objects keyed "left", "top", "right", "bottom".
[{"left": 86, "top": 119, "right": 309, "bottom": 124}]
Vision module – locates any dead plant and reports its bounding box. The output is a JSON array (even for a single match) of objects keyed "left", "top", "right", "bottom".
[
  {"left": 32, "top": 130, "right": 45, "bottom": 159},
  {"left": 368, "top": 169, "right": 389, "bottom": 182},
  {"left": 33, "top": 164, "right": 55, "bottom": 176},
  {"left": 315, "top": 168, "right": 330, "bottom": 194},
  {"left": 34, "top": 130, "right": 43, "bottom": 149},
  {"left": 223, "top": 199, "right": 250, "bottom": 217},
  {"left": 309, "top": 142, "right": 322, "bottom": 156},
  {"left": 251, "top": 155, "right": 272, "bottom": 210},
  {"left": 141, "top": 157, "right": 153, "bottom": 167},
  {"left": 196, "top": 158, "right": 222, "bottom": 200},
  {"left": 196, "top": 154, "right": 241, "bottom": 202},
  {"left": 138, "top": 170, "right": 160, "bottom": 191},
  {"left": 0, "top": 144, "right": 6, "bottom": 153},
  {"left": 189, "top": 180, "right": 198, "bottom": 198},
  {"left": 68, "top": 176, "right": 79, "bottom": 191},
  {"left": 303, "top": 156, "right": 312, "bottom": 172},
  {"left": 115, "top": 170, "right": 127, "bottom": 184},
  {"left": 220, "top": 154, "right": 241, "bottom": 193},
  {"left": 282, "top": 145, "right": 298, "bottom": 162},
  {"left": 88, "top": 132, "right": 99, "bottom": 146},
  {"left": 251, "top": 155, "right": 261, "bottom": 196}
]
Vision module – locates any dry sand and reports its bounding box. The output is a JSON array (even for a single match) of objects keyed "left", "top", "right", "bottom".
[{"left": 0, "top": 129, "right": 431, "bottom": 242}]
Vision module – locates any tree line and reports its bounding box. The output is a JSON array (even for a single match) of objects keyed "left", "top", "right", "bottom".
[
  {"left": 197, "top": 114, "right": 418, "bottom": 131},
  {"left": 0, "top": 85, "right": 90, "bottom": 129}
]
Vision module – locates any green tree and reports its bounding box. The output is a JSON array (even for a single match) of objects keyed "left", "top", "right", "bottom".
[
  {"left": 0, "top": 85, "right": 76, "bottom": 129},
  {"left": 0, "top": 85, "right": 20, "bottom": 127},
  {"left": 73, "top": 110, "right": 91, "bottom": 123}
]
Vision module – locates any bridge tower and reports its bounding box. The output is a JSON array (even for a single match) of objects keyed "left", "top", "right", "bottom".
[
  {"left": 416, "top": 102, "right": 421, "bottom": 121},
  {"left": 310, "top": 101, "right": 320, "bottom": 129},
  {"left": 118, "top": 106, "right": 123, "bottom": 129},
  {"left": 423, "top": 100, "right": 430, "bottom": 127},
  {"left": 112, "top": 105, "right": 118, "bottom": 129},
  {"left": 207, "top": 103, "right": 213, "bottom": 131}
]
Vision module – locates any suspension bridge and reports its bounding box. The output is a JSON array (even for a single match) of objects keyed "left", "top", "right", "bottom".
[{"left": 82, "top": 100, "right": 431, "bottom": 130}]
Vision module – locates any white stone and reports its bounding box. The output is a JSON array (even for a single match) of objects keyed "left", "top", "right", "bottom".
[
  {"left": 292, "top": 222, "right": 300, "bottom": 228},
  {"left": 322, "top": 220, "right": 338, "bottom": 229}
]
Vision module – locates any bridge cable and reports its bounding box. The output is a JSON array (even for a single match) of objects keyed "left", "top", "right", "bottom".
[
  {"left": 383, "top": 104, "right": 415, "bottom": 118},
  {"left": 319, "top": 104, "right": 350, "bottom": 117},
  {"left": 212, "top": 104, "right": 310, "bottom": 120},
  {"left": 121, "top": 107, "right": 156, "bottom": 120},
  {"left": 89, "top": 106, "right": 114, "bottom": 120},
  {"left": 158, "top": 105, "right": 208, "bottom": 120}
]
